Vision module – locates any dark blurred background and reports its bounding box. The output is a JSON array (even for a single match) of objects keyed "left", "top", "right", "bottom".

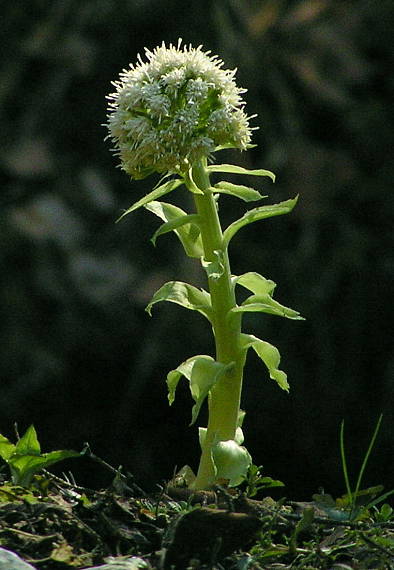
[{"left": 1, "top": 0, "right": 393, "bottom": 500}]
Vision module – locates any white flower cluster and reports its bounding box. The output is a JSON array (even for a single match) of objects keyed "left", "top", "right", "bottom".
[{"left": 106, "top": 40, "right": 254, "bottom": 179}]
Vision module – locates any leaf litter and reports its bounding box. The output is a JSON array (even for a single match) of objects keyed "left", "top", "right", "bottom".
[{"left": 0, "top": 467, "right": 393, "bottom": 570}]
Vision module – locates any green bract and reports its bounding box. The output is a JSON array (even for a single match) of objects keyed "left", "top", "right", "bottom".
[
  {"left": 106, "top": 39, "right": 253, "bottom": 178},
  {"left": 106, "top": 40, "right": 303, "bottom": 490}
]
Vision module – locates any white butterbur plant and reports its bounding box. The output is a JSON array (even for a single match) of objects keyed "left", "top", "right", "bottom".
[{"left": 106, "top": 39, "right": 303, "bottom": 490}]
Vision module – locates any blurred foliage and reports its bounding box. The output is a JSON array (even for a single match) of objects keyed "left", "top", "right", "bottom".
[{"left": 1, "top": 0, "right": 393, "bottom": 498}]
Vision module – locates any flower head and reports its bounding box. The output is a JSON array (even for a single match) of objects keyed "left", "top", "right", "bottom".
[{"left": 106, "top": 39, "right": 254, "bottom": 179}]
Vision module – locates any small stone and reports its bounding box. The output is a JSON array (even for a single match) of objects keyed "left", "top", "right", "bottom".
[{"left": 0, "top": 548, "right": 36, "bottom": 570}]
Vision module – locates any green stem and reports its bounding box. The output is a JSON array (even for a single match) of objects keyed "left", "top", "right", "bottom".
[{"left": 186, "top": 158, "right": 245, "bottom": 490}]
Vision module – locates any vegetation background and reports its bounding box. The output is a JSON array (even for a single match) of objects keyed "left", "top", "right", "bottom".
[{"left": 1, "top": 0, "right": 393, "bottom": 501}]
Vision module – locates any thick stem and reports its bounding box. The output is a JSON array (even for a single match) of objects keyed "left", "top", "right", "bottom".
[{"left": 187, "top": 158, "right": 245, "bottom": 490}]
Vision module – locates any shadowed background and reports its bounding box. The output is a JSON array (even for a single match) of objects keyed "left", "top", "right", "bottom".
[{"left": 1, "top": 0, "right": 393, "bottom": 500}]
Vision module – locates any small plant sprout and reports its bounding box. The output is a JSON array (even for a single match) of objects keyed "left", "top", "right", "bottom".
[
  {"left": 312, "top": 414, "right": 393, "bottom": 522},
  {"left": 106, "top": 40, "right": 303, "bottom": 490},
  {"left": 339, "top": 414, "right": 393, "bottom": 520},
  {"left": 0, "top": 425, "right": 79, "bottom": 488},
  {"left": 244, "top": 464, "right": 284, "bottom": 498}
]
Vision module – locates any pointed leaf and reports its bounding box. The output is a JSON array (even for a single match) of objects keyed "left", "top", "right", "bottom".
[
  {"left": 117, "top": 177, "right": 183, "bottom": 221},
  {"left": 212, "top": 182, "right": 267, "bottom": 202},
  {"left": 145, "top": 201, "right": 203, "bottom": 257},
  {"left": 223, "top": 197, "right": 298, "bottom": 246},
  {"left": 0, "top": 434, "right": 15, "bottom": 461},
  {"left": 166, "top": 355, "right": 233, "bottom": 424},
  {"left": 232, "top": 295, "right": 304, "bottom": 320},
  {"left": 241, "top": 333, "right": 289, "bottom": 391},
  {"left": 207, "top": 163, "right": 276, "bottom": 182},
  {"left": 15, "top": 425, "right": 41, "bottom": 456},
  {"left": 146, "top": 281, "right": 212, "bottom": 321}
]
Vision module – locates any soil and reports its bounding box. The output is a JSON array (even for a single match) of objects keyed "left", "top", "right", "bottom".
[{"left": 0, "top": 471, "right": 393, "bottom": 569}]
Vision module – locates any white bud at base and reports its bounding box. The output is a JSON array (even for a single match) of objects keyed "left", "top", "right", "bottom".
[{"left": 212, "top": 439, "right": 252, "bottom": 487}]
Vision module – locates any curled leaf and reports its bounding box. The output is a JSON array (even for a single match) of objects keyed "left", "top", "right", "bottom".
[
  {"left": 233, "top": 272, "right": 304, "bottom": 320},
  {"left": 241, "top": 333, "right": 289, "bottom": 391},
  {"left": 233, "top": 272, "right": 276, "bottom": 296},
  {"left": 167, "top": 356, "right": 234, "bottom": 424},
  {"left": 146, "top": 281, "right": 212, "bottom": 321},
  {"left": 145, "top": 200, "right": 203, "bottom": 257}
]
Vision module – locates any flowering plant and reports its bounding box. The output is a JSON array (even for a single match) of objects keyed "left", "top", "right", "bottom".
[{"left": 106, "top": 40, "right": 303, "bottom": 490}]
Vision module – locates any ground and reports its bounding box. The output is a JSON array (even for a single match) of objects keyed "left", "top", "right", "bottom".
[{"left": 0, "top": 470, "right": 393, "bottom": 569}]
